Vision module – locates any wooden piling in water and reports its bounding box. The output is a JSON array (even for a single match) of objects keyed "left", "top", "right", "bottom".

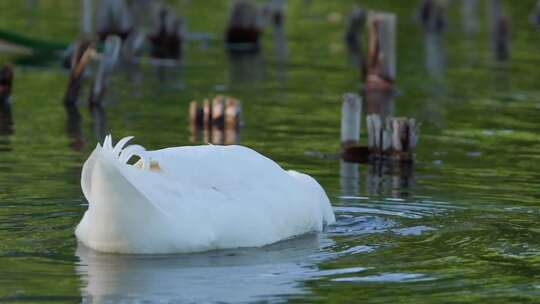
[
  {"left": 0, "top": 65, "right": 13, "bottom": 105},
  {"left": 64, "top": 37, "right": 95, "bottom": 106},
  {"left": 89, "top": 35, "right": 121, "bottom": 107},
  {"left": 341, "top": 93, "right": 361, "bottom": 147},
  {"left": 345, "top": 6, "right": 367, "bottom": 76},
  {"left": 366, "top": 12, "right": 396, "bottom": 91},
  {"left": 190, "top": 96, "right": 242, "bottom": 130},
  {"left": 418, "top": 0, "right": 447, "bottom": 33},
  {"left": 366, "top": 114, "right": 418, "bottom": 163},
  {"left": 149, "top": 7, "right": 184, "bottom": 60},
  {"left": 488, "top": 0, "right": 510, "bottom": 61},
  {"left": 462, "top": 0, "right": 479, "bottom": 34},
  {"left": 189, "top": 96, "right": 242, "bottom": 145},
  {"left": 226, "top": 1, "right": 261, "bottom": 52},
  {"left": 531, "top": 0, "right": 540, "bottom": 26},
  {"left": 0, "top": 65, "right": 14, "bottom": 135}
]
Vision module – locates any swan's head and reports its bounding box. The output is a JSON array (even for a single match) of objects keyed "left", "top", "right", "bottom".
[
  {"left": 81, "top": 135, "right": 162, "bottom": 204},
  {"left": 77, "top": 135, "right": 171, "bottom": 253}
]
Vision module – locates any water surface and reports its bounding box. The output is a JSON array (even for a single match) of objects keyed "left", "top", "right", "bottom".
[{"left": 1, "top": 1, "right": 540, "bottom": 303}]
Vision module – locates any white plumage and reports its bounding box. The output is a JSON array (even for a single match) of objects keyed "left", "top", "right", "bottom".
[{"left": 75, "top": 135, "right": 335, "bottom": 254}]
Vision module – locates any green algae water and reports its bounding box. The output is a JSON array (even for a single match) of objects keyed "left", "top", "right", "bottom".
[{"left": 1, "top": 1, "right": 540, "bottom": 303}]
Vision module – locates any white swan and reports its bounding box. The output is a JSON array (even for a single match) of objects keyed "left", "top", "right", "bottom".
[{"left": 75, "top": 135, "right": 335, "bottom": 254}]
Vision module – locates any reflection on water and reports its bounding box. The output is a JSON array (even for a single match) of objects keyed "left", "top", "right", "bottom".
[
  {"left": 0, "top": 103, "right": 13, "bottom": 135},
  {"left": 189, "top": 125, "right": 241, "bottom": 145},
  {"left": 365, "top": 162, "right": 414, "bottom": 197},
  {"left": 90, "top": 105, "right": 108, "bottom": 142},
  {"left": 424, "top": 32, "right": 445, "bottom": 79},
  {"left": 76, "top": 234, "right": 326, "bottom": 303},
  {"left": 340, "top": 160, "right": 414, "bottom": 198},
  {"left": 76, "top": 202, "right": 438, "bottom": 303},
  {"left": 228, "top": 51, "right": 265, "bottom": 84},
  {"left": 340, "top": 160, "right": 360, "bottom": 196},
  {"left": 65, "top": 105, "right": 85, "bottom": 152},
  {"left": 1, "top": 1, "right": 540, "bottom": 303}
]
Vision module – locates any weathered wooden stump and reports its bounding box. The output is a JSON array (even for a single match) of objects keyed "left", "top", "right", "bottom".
[
  {"left": 64, "top": 37, "right": 96, "bottom": 106},
  {"left": 89, "top": 35, "right": 121, "bottom": 107},
  {"left": 340, "top": 93, "right": 369, "bottom": 163},
  {"left": 226, "top": 1, "right": 261, "bottom": 52},
  {"left": 461, "top": 0, "right": 479, "bottom": 34},
  {"left": 366, "top": 12, "right": 396, "bottom": 91},
  {"left": 418, "top": 0, "right": 447, "bottom": 33},
  {"left": 190, "top": 96, "right": 241, "bottom": 145},
  {"left": 345, "top": 6, "right": 367, "bottom": 75},
  {"left": 488, "top": 0, "right": 510, "bottom": 61},
  {"left": 149, "top": 7, "right": 184, "bottom": 60},
  {"left": 96, "top": 0, "right": 133, "bottom": 41},
  {"left": 341, "top": 93, "right": 361, "bottom": 147},
  {"left": 531, "top": 0, "right": 540, "bottom": 26},
  {"left": 0, "top": 65, "right": 13, "bottom": 105},
  {"left": 190, "top": 96, "right": 242, "bottom": 130},
  {"left": 367, "top": 114, "right": 418, "bottom": 163},
  {"left": 0, "top": 65, "right": 13, "bottom": 135}
]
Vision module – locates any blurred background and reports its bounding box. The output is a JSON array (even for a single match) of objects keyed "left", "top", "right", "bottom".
[{"left": 0, "top": 0, "right": 539, "bottom": 303}]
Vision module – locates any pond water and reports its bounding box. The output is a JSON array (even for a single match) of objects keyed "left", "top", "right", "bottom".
[{"left": 1, "top": 1, "right": 540, "bottom": 303}]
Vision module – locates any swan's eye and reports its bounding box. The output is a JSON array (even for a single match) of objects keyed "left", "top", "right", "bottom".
[{"left": 127, "top": 155, "right": 142, "bottom": 166}]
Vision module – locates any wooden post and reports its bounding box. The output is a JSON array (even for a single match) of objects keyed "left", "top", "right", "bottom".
[
  {"left": 89, "top": 35, "right": 121, "bottom": 107},
  {"left": 345, "top": 6, "right": 366, "bottom": 48},
  {"left": 81, "top": 0, "right": 93, "bottom": 34},
  {"left": 0, "top": 65, "right": 13, "bottom": 135},
  {"left": 366, "top": 114, "right": 418, "bottom": 162},
  {"left": 64, "top": 37, "right": 96, "bottom": 106},
  {"left": 530, "top": 0, "right": 540, "bottom": 26},
  {"left": 345, "top": 6, "right": 367, "bottom": 74},
  {"left": 226, "top": 0, "right": 261, "bottom": 52},
  {"left": 366, "top": 12, "right": 396, "bottom": 90},
  {"left": 488, "top": 0, "right": 510, "bottom": 61},
  {"left": 0, "top": 65, "right": 13, "bottom": 106},
  {"left": 418, "top": 0, "right": 447, "bottom": 33},
  {"left": 96, "top": 0, "right": 133, "bottom": 41},
  {"left": 341, "top": 93, "right": 361, "bottom": 147},
  {"left": 149, "top": 7, "right": 184, "bottom": 60},
  {"left": 461, "top": 0, "right": 479, "bottom": 34},
  {"left": 188, "top": 96, "right": 242, "bottom": 144}
]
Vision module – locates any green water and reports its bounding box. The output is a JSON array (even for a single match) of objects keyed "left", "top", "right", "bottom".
[{"left": 1, "top": 1, "right": 540, "bottom": 303}]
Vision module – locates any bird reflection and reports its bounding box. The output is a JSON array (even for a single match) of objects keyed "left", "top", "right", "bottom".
[{"left": 76, "top": 234, "right": 326, "bottom": 303}]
